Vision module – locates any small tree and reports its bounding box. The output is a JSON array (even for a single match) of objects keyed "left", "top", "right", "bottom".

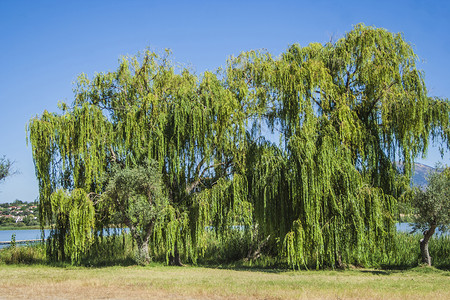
[
  {"left": 0, "top": 156, "right": 14, "bottom": 183},
  {"left": 102, "top": 160, "right": 168, "bottom": 264},
  {"left": 411, "top": 166, "right": 449, "bottom": 266}
]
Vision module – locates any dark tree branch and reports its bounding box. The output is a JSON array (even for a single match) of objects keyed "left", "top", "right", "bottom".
[{"left": 186, "top": 161, "right": 225, "bottom": 194}]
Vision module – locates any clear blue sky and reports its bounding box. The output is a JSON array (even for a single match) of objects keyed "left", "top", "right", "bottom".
[{"left": 0, "top": 0, "right": 449, "bottom": 203}]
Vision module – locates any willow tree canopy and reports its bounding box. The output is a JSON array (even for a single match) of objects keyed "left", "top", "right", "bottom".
[
  {"left": 228, "top": 24, "right": 449, "bottom": 187},
  {"left": 28, "top": 24, "right": 449, "bottom": 267},
  {"left": 226, "top": 24, "right": 449, "bottom": 268},
  {"left": 28, "top": 50, "right": 253, "bottom": 263}
]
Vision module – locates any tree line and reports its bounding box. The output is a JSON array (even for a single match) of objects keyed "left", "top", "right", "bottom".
[{"left": 27, "top": 24, "right": 449, "bottom": 267}]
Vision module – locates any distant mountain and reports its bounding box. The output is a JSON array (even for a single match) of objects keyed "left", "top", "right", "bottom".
[{"left": 411, "top": 163, "right": 434, "bottom": 187}]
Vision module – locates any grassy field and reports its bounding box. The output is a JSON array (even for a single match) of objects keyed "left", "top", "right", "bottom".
[{"left": 0, "top": 264, "right": 448, "bottom": 299}]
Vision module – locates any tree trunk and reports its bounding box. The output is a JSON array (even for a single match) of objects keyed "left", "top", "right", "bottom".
[
  {"left": 420, "top": 225, "right": 436, "bottom": 266},
  {"left": 169, "top": 243, "right": 184, "bottom": 266},
  {"left": 335, "top": 252, "right": 344, "bottom": 269},
  {"left": 137, "top": 240, "right": 150, "bottom": 264},
  {"left": 245, "top": 235, "right": 270, "bottom": 261},
  {"left": 128, "top": 220, "right": 155, "bottom": 265},
  {"left": 129, "top": 225, "right": 150, "bottom": 264}
]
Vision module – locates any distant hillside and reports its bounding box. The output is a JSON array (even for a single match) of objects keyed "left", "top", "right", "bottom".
[
  {"left": 396, "top": 162, "right": 435, "bottom": 187},
  {"left": 411, "top": 163, "right": 434, "bottom": 187}
]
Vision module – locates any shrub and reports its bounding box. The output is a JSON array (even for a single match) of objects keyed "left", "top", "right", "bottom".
[{"left": 0, "top": 243, "right": 46, "bottom": 264}]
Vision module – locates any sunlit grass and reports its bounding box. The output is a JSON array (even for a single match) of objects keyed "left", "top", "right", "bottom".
[{"left": 0, "top": 264, "right": 448, "bottom": 299}]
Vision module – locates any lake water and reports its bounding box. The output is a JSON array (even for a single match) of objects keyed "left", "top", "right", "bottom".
[
  {"left": 0, "top": 229, "right": 50, "bottom": 249},
  {"left": 395, "top": 222, "right": 447, "bottom": 236},
  {"left": 0, "top": 224, "right": 446, "bottom": 249},
  {"left": 0, "top": 228, "right": 128, "bottom": 249}
]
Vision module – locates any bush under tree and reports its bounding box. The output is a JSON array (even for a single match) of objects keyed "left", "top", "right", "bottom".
[
  {"left": 411, "top": 166, "right": 449, "bottom": 266},
  {"left": 101, "top": 161, "right": 168, "bottom": 264}
]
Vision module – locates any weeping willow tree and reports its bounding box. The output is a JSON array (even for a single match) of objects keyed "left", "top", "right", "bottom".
[
  {"left": 28, "top": 24, "right": 449, "bottom": 268},
  {"left": 28, "top": 50, "right": 253, "bottom": 264},
  {"left": 46, "top": 188, "right": 95, "bottom": 264},
  {"left": 226, "top": 24, "right": 450, "bottom": 268}
]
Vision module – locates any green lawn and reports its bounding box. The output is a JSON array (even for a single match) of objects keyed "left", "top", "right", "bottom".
[{"left": 0, "top": 264, "right": 448, "bottom": 299}]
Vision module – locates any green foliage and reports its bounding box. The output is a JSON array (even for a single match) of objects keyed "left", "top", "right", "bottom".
[
  {"left": 10, "top": 233, "right": 16, "bottom": 248},
  {"left": 12, "top": 199, "right": 26, "bottom": 205},
  {"left": 81, "top": 233, "right": 135, "bottom": 266},
  {"left": 196, "top": 229, "right": 253, "bottom": 265},
  {"left": 0, "top": 243, "right": 46, "bottom": 265},
  {"left": 0, "top": 155, "right": 14, "bottom": 183},
  {"left": 0, "top": 216, "right": 14, "bottom": 226},
  {"left": 23, "top": 215, "right": 39, "bottom": 226},
  {"left": 102, "top": 161, "right": 168, "bottom": 263},
  {"left": 381, "top": 232, "right": 450, "bottom": 269},
  {"left": 412, "top": 167, "right": 450, "bottom": 233},
  {"left": 228, "top": 23, "right": 447, "bottom": 269},
  {"left": 47, "top": 189, "right": 95, "bottom": 264},
  {"left": 27, "top": 24, "right": 450, "bottom": 268},
  {"left": 28, "top": 49, "right": 251, "bottom": 265}
]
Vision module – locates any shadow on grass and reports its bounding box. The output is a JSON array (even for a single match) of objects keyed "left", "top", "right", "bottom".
[
  {"left": 2, "top": 245, "right": 449, "bottom": 273},
  {"left": 359, "top": 270, "right": 391, "bottom": 275},
  {"left": 379, "top": 263, "right": 450, "bottom": 272},
  {"left": 199, "top": 263, "right": 291, "bottom": 274},
  {"left": 79, "top": 258, "right": 137, "bottom": 268},
  {"left": 198, "top": 260, "right": 450, "bottom": 275}
]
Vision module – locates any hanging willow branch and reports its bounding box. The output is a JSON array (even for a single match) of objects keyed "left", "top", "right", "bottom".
[
  {"left": 28, "top": 49, "right": 252, "bottom": 264},
  {"left": 227, "top": 23, "right": 449, "bottom": 268},
  {"left": 28, "top": 25, "right": 449, "bottom": 268}
]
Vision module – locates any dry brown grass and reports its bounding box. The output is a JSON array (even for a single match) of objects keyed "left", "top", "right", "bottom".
[{"left": 0, "top": 265, "right": 448, "bottom": 299}]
